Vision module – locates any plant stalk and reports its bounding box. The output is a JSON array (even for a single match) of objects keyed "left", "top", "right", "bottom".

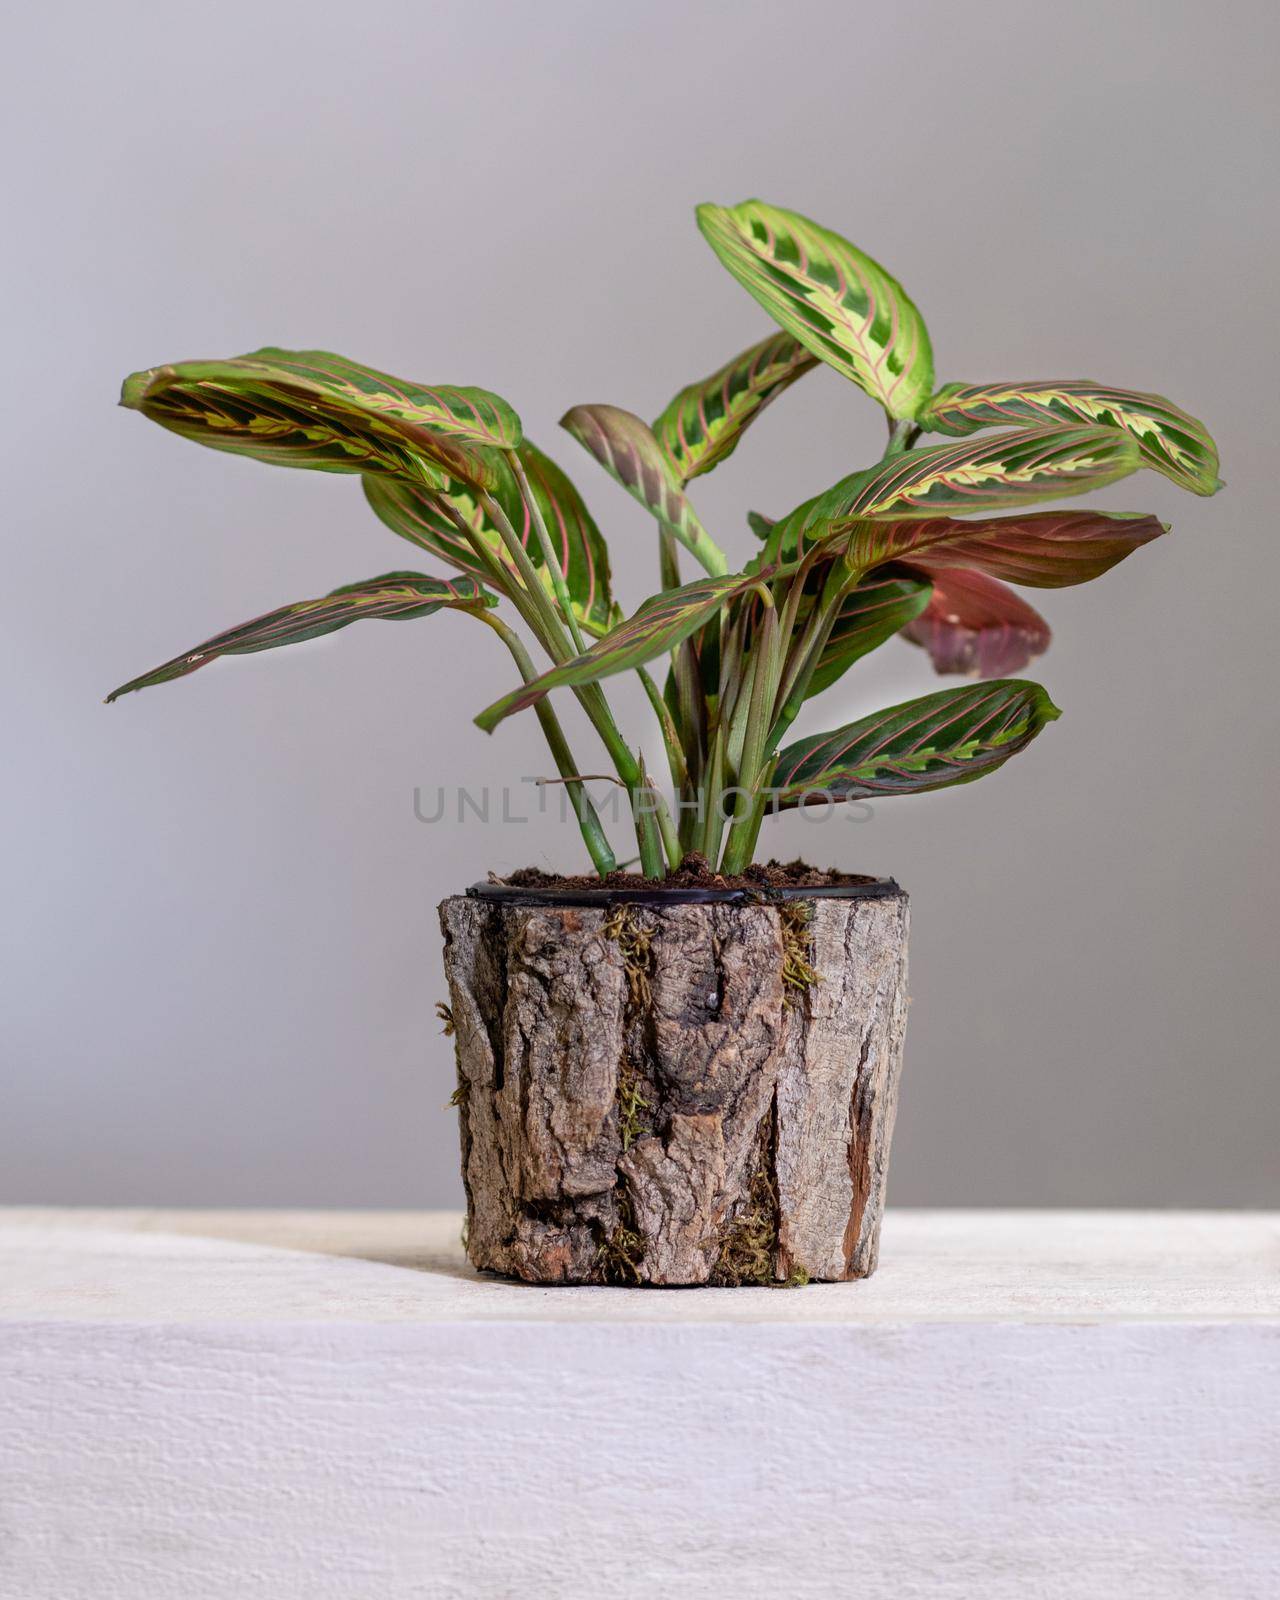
[
  {"left": 507, "top": 449, "right": 588, "bottom": 654},
  {"left": 480, "top": 489, "right": 679, "bottom": 873},
  {"left": 476, "top": 612, "right": 617, "bottom": 875},
  {"left": 720, "top": 603, "right": 782, "bottom": 874}
]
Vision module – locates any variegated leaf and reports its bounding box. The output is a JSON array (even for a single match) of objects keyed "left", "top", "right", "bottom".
[
  {"left": 653, "top": 332, "right": 817, "bottom": 483},
  {"left": 695, "top": 200, "right": 934, "bottom": 419},
  {"left": 475, "top": 569, "right": 768, "bottom": 732},
  {"left": 900, "top": 567, "right": 1051, "bottom": 678},
  {"left": 106, "top": 573, "right": 494, "bottom": 701},
  {"left": 806, "top": 570, "right": 933, "bottom": 699},
  {"left": 838, "top": 508, "right": 1166, "bottom": 587},
  {"left": 773, "top": 680, "right": 1060, "bottom": 804},
  {"left": 121, "top": 348, "right": 521, "bottom": 491},
  {"left": 364, "top": 441, "right": 613, "bottom": 628},
  {"left": 770, "top": 427, "right": 1144, "bottom": 560},
  {"left": 560, "top": 404, "right": 728, "bottom": 576},
  {"left": 921, "top": 380, "right": 1221, "bottom": 496}
]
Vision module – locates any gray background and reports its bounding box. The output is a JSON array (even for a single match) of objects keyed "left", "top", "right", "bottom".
[{"left": 4, "top": 0, "right": 1277, "bottom": 1208}]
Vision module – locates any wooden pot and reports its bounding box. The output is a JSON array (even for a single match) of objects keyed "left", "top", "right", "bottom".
[{"left": 439, "top": 878, "right": 909, "bottom": 1286}]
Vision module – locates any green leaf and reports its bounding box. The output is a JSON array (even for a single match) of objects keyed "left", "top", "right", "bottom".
[
  {"left": 769, "top": 427, "right": 1144, "bottom": 560},
  {"left": 364, "top": 441, "right": 614, "bottom": 629},
  {"left": 653, "top": 331, "right": 817, "bottom": 483},
  {"left": 560, "top": 404, "right": 728, "bottom": 576},
  {"left": 900, "top": 567, "right": 1051, "bottom": 678},
  {"left": 475, "top": 569, "right": 768, "bottom": 732},
  {"left": 695, "top": 200, "right": 934, "bottom": 420},
  {"left": 921, "top": 380, "right": 1221, "bottom": 496},
  {"left": 773, "top": 680, "right": 1061, "bottom": 804},
  {"left": 806, "top": 570, "right": 933, "bottom": 699},
  {"left": 105, "top": 572, "right": 495, "bottom": 701},
  {"left": 121, "top": 348, "right": 521, "bottom": 491}
]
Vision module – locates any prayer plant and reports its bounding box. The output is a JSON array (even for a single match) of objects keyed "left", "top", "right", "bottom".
[{"left": 110, "top": 199, "right": 1221, "bottom": 878}]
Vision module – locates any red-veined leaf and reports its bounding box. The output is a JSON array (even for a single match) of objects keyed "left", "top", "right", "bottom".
[
  {"left": 921, "top": 380, "right": 1221, "bottom": 496},
  {"left": 695, "top": 200, "right": 934, "bottom": 419},
  {"left": 900, "top": 567, "right": 1051, "bottom": 678},
  {"left": 840, "top": 508, "right": 1166, "bottom": 587},
  {"left": 768, "top": 425, "right": 1144, "bottom": 559},
  {"left": 121, "top": 348, "right": 521, "bottom": 491},
  {"left": 806, "top": 570, "right": 933, "bottom": 698},
  {"left": 560, "top": 404, "right": 728, "bottom": 576},
  {"left": 848, "top": 425, "right": 1142, "bottom": 518},
  {"left": 772, "top": 680, "right": 1060, "bottom": 804},
  {"left": 475, "top": 569, "right": 768, "bottom": 732},
  {"left": 363, "top": 440, "right": 613, "bottom": 628},
  {"left": 105, "top": 573, "right": 494, "bottom": 701},
  {"left": 653, "top": 331, "right": 817, "bottom": 483}
]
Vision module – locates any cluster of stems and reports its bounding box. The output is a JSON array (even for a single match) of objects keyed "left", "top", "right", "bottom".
[{"left": 466, "top": 422, "right": 914, "bottom": 879}]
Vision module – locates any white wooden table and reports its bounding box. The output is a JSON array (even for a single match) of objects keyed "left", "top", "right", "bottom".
[{"left": 2, "top": 1209, "right": 1277, "bottom": 1598}]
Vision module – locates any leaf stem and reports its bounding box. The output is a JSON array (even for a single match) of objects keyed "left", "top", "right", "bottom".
[
  {"left": 481, "top": 489, "right": 678, "bottom": 874},
  {"left": 507, "top": 449, "right": 588, "bottom": 654},
  {"left": 721, "top": 603, "right": 781, "bottom": 874},
  {"left": 884, "top": 415, "right": 914, "bottom": 457},
  {"left": 636, "top": 665, "right": 691, "bottom": 793},
  {"left": 698, "top": 722, "right": 728, "bottom": 862},
  {"left": 662, "top": 512, "right": 729, "bottom": 579},
  {"left": 768, "top": 559, "right": 858, "bottom": 749},
  {"left": 475, "top": 611, "right": 617, "bottom": 875}
]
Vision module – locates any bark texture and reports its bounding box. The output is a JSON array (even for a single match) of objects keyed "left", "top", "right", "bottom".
[{"left": 439, "top": 891, "right": 909, "bottom": 1286}]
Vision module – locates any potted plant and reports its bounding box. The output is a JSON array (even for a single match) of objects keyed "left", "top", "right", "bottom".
[{"left": 109, "top": 199, "right": 1220, "bottom": 1286}]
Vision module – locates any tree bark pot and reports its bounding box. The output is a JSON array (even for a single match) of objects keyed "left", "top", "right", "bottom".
[{"left": 439, "top": 878, "right": 909, "bottom": 1287}]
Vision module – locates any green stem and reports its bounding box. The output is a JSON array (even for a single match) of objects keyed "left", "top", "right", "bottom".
[
  {"left": 661, "top": 513, "right": 729, "bottom": 579},
  {"left": 884, "top": 415, "right": 914, "bottom": 457},
  {"left": 717, "top": 416, "right": 925, "bottom": 873},
  {"left": 721, "top": 603, "right": 781, "bottom": 875},
  {"left": 698, "top": 722, "right": 728, "bottom": 863},
  {"left": 479, "top": 488, "right": 679, "bottom": 871},
  {"left": 476, "top": 612, "right": 616, "bottom": 876},
  {"left": 763, "top": 407, "right": 921, "bottom": 752},
  {"left": 436, "top": 498, "right": 513, "bottom": 599},
  {"left": 658, "top": 526, "right": 681, "bottom": 592},
  {"left": 768, "top": 561, "right": 858, "bottom": 751},
  {"left": 724, "top": 595, "right": 774, "bottom": 782},
  {"left": 481, "top": 490, "right": 576, "bottom": 658},
  {"left": 507, "top": 449, "right": 588, "bottom": 655},
  {"left": 636, "top": 665, "right": 690, "bottom": 793},
  {"left": 637, "top": 749, "right": 680, "bottom": 872}
]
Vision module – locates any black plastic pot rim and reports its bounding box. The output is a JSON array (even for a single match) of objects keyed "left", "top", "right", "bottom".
[{"left": 465, "top": 876, "right": 903, "bottom": 909}]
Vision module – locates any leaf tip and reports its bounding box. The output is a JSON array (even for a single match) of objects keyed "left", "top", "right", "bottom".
[
  {"left": 119, "top": 369, "right": 150, "bottom": 410},
  {"left": 694, "top": 202, "right": 730, "bottom": 243}
]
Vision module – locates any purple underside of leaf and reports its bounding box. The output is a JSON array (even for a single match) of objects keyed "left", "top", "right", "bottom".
[
  {"left": 830, "top": 508, "right": 1169, "bottom": 588},
  {"left": 900, "top": 565, "right": 1051, "bottom": 678}
]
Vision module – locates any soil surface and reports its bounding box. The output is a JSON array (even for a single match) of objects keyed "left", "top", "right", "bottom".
[{"left": 499, "top": 854, "right": 880, "bottom": 893}]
